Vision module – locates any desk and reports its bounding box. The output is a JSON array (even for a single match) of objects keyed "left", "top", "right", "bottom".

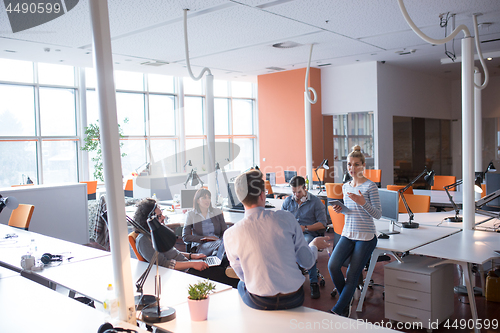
[
  {"left": 356, "top": 220, "right": 461, "bottom": 312},
  {"left": 32, "top": 256, "right": 232, "bottom": 306},
  {"left": 0, "top": 265, "right": 19, "bottom": 279},
  {"left": 401, "top": 211, "right": 493, "bottom": 228},
  {"left": 155, "top": 288, "right": 398, "bottom": 333},
  {"left": 0, "top": 275, "right": 149, "bottom": 333},
  {"left": 411, "top": 230, "right": 500, "bottom": 333},
  {"left": 0, "top": 224, "right": 110, "bottom": 272}
]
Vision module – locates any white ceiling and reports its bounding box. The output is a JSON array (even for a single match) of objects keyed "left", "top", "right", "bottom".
[{"left": 1, "top": 0, "right": 499, "bottom": 82}]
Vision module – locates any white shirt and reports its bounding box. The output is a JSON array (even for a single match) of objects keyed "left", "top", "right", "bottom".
[{"left": 224, "top": 207, "right": 318, "bottom": 297}]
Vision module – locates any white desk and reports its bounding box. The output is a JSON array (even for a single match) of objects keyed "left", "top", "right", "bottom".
[
  {"left": 0, "top": 224, "right": 110, "bottom": 272},
  {"left": 411, "top": 230, "right": 500, "bottom": 333},
  {"left": 356, "top": 220, "right": 461, "bottom": 312},
  {"left": 155, "top": 288, "right": 398, "bottom": 333},
  {"left": 33, "top": 255, "right": 232, "bottom": 306},
  {"left": 413, "top": 189, "right": 461, "bottom": 209},
  {"left": 0, "top": 265, "right": 19, "bottom": 279},
  {"left": 401, "top": 211, "right": 493, "bottom": 228}
]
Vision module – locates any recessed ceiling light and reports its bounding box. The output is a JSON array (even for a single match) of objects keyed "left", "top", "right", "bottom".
[
  {"left": 4, "top": 50, "right": 16, "bottom": 53},
  {"left": 272, "top": 41, "right": 301, "bottom": 49},
  {"left": 487, "top": 57, "right": 493, "bottom": 61}
]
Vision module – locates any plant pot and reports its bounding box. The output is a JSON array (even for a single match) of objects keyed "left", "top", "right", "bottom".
[{"left": 187, "top": 296, "right": 210, "bottom": 321}]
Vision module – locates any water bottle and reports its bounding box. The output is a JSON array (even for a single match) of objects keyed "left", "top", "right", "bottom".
[
  {"left": 305, "top": 176, "right": 310, "bottom": 190},
  {"left": 103, "top": 284, "right": 119, "bottom": 320}
]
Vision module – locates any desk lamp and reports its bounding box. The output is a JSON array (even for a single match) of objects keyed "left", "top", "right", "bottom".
[
  {"left": 0, "top": 195, "right": 19, "bottom": 214},
  {"left": 184, "top": 169, "right": 204, "bottom": 188},
  {"left": 140, "top": 206, "right": 177, "bottom": 323},
  {"left": 398, "top": 168, "right": 435, "bottom": 229},
  {"left": 314, "top": 159, "right": 329, "bottom": 194},
  {"left": 444, "top": 178, "right": 483, "bottom": 222},
  {"left": 476, "top": 161, "right": 496, "bottom": 184},
  {"left": 343, "top": 170, "right": 352, "bottom": 183}
]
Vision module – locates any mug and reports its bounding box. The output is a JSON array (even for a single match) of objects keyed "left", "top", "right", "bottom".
[{"left": 20, "top": 255, "right": 35, "bottom": 270}]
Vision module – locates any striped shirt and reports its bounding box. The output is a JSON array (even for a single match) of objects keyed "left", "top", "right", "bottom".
[{"left": 342, "top": 180, "right": 381, "bottom": 241}]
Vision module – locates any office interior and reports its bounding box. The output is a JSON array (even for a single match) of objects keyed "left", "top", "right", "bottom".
[{"left": 1, "top": 1, "right": 500, "bottom": 332}]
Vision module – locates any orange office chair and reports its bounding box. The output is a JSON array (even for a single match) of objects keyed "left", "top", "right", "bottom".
[
  {"left": 8, "top": 204, "right": 35, "bottom": 231},
  {"left": 80, "top": 181, "right": 98, "bottom": 200},
  {"left": 364, "top": 169, "right": 381, "bottom": 187},
  {"left": 128, "top": 231, "right": 147, "bottom": 262},
  {"left": 325, "top": 183, "right": 343, "bottom": 200},
  {"left": 313, "top": 168, "right": 326, "bottom": 185},
  {"left": 398, "top": 194, "right": 431, "bottom": 213},
  {"left": 386, "top": 184, "right": 414, "bottom": 194},
  {"left": 264, "top": 180, "right": 274, "bottom": 198},
  {"left": 481, "top": 184, "right": 486, "bottom": 198},
  {"left": 124, "top": 179, "right": 133, "bottom": 198},
  {"left": 431, "top": 175, "right": 456, "bottom": 191}
]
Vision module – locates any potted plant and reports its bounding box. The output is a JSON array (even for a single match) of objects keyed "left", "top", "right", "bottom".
[
  {"left": 187, "top": 279, "right": 216, "bottom": 321},
  {"left": 81, "top": 118, "right": 128, "bottom": 182}
]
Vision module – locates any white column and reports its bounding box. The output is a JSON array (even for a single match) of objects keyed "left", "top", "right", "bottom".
[
  {"left": 304, "top": 92, "right": 313, "bottom": 189},
  {"left": 205, "top": 74, "right": 216, "bottom": 205},
  {"left": 462, "top": 37, "right": 475, "bottom": 230},
  {"left": 178, "top": 78, "right": 186, "bottom": 171},
  {"left": 88, "top": 0, "right": 136, "bottom": 323},
  {"left": 474, "top": 70, "right": 483, "bottom": 200}
]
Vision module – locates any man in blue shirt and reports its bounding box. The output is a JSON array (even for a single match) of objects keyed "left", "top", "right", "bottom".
[{"left": 281, "top": 175, "right": 327, "bottom": 299}]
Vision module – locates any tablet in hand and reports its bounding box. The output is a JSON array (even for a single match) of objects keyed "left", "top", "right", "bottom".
[{"left": 329, "top": 200, "right": 350, "bottom": 213}]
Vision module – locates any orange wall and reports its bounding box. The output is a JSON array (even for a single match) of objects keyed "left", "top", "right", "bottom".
[{"left": 258, "top": 68, "right": 323, "bottom": 183}]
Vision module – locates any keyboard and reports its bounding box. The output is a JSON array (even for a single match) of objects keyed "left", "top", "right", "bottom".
[
  {"left": 204, "top": 256, "right": 222, "bottom": 266},
  {"left": 265, "top": 204, "right": 275, "bottom": 208}
]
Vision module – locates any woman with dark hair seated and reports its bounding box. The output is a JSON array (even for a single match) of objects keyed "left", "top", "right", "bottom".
[
  {"left": 182, "top": 188, "right": 226, "bottom": 257},
  {"left": 133, "top": 198, "right": 238, "bottom": 288}
]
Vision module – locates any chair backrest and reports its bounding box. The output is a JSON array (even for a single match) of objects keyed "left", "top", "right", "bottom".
[
  {"left": 364, "top": 169, "right": 381, "bottom": 187},
  {"left": 80, "top": 181, "right": 98, "bottom": 200},
  {"left": 264, "top": 180, "right": 273, "bottom": 195},
  {"left": 124, "top": 179, "right": 134, "bottom": 197},
  {"left": 386, "top": 184, "right": 413, "bottom": 194},
  {"left": 325, "top": 183, "right": 343, "bottom": 199},
  {"left": 313, "top": 169, "right": 326, "bottom": 183},
  {"left": 128, "top": 231, "right": 147, "bottom": 262},
  {"left": 481, "top": 184, "right": 486, "bottom": 198},
  {"left": 8, "top": 204, "right": 35, "bottom": 231},
  {"left": 431, "top": 175, "right": 456, "bottom": 191},
  {"left": 327, "top": 205, "right": 345, "bottom": 235},
  {"left": 398, "top": 194, "right": 430, "bottom": 213}
]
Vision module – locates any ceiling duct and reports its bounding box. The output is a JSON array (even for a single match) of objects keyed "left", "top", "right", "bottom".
[{"left": 266, "top": 66, "right": 286, "bottom": 71}]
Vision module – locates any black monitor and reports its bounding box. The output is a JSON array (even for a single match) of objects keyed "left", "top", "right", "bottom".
[
  {"left": 180, "top": 189, "right": 198, "bottom": 209},
  {"left": 284, "top": 170, "right": 297, "bottom": 184},
  {"left": 378, "top": 189, "right": 400, "bottom": 234},
  {"left": 227, "top": 182, "right": 243, "bottom": 210},
  {"left": 484, "top": 173, "right": 500, "bottom": 209}
]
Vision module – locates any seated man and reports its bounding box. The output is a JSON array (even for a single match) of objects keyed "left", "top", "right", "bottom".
[
  {"left": 281, "top": 175, "right": 327, "bottom": 299},
  {"left": 133, "top": 198, "right": 238, "bottom": 288},
  {"left": 224, "top": 170, "right": 330, "bottom": 310}
]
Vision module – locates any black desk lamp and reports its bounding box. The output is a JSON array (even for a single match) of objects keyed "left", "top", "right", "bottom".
[
  {"left": 184, "top": 169, "right": 204, "bottom": 188},
  {"left": 444, "top": 177, "right": 483, "bottom": 222},
  {"left": 0, "top": 195, "right": 19, "bottom": 214},
  {"left": 128, "top": 206, "right": 177, "bottom": 323},
  {"left": 343, "top": 170, "right": 352, "bottom": 183},
  {"left": 314, "top": 159, "right": 329, "bottom": 193},
  {"left": 476, "top": 160, "right": 496, "bottom": 184},
  {"left": 398, "top": 168, "right": 435, "bottom": 229}
]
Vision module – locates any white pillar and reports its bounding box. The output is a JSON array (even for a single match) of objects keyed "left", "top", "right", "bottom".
[
  {"left": 462, "top": 37, "right": 475, "bottom": 230},
  {"left": 178, "top": 78, "right": 186, "bottom": 171},
  {"left": 89, "top": 0, "right": 136, "bottom": 323},
  {"left": 205, "top": 74, "right": 216, "bottom": 205},
  {"left": 304, "top": 92, "right": 313, "bottom": 189},
  {"left": 474, "top": 70, "right": 483, "bottom": 200}
]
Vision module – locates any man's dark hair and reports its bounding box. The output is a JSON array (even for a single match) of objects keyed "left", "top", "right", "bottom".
[
  {"left": 235, "top": 170, "right": 265, "bottom": 206},
  {"left": 289, "top": 175, "right": 306, "bottom": 188},
  {"left": 134, "top": 198, "right": 156, "bottom": 231}
]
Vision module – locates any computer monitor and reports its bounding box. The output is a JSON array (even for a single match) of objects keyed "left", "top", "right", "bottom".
[
  {"left": 266, "top": 172, "right": 276, "bottom": 186},
  {"left": 180, "top": 189, "right": 198, "bottom": 209},
  {"left": 227, "top": 182, "right": 243, "bottom": 209},
  {"left": 284, "top": 170, "right": 297, "bottom": 184},
  {"left": 484, "top": 173, "right": 500, "bottom": 209},
  {"left": 378, "top": 189, "right": 400, "bottom": 234}
]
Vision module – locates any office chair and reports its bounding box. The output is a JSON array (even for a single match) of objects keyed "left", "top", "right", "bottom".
[
  {"left": 128, "top": 231, "right": 147, "bottom": 262},
  {"left": 264, "top": 180, "right": 274, "bottom": 199},
  {"left": 431, "top": 175, "right": 456, "bottom": 191},
  {"left": 363, "top": 169, "right": 382, "bottom": 188},
  {"left": 398, "top": 194, "right": 431, "bottom": 213},
  {"left": 124, "top": 179, "right": 133, "bottom": 198},
  {"left": 8, "top": 204, "right": 35, "bottom": 231},
  {"left": 80, "top": 180, "right": 98, "bottom": 200},
  {"left": 386, "top": 184, "right": 413, "bottom": 194}
]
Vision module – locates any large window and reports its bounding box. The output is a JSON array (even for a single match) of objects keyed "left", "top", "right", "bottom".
[
  {"left": 0, "top": 58, "right": 257, "bottom": 186},
  {"left": 333, "top": 112, "right": 374, "bottom": 160}
]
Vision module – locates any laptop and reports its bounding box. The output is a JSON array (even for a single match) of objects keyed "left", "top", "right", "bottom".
[
  {"left": 202, "top": 241, "right": 225, "bottom": 267},
  {"left": 227, "top": 182, "right": 244, "bottom": 211}
]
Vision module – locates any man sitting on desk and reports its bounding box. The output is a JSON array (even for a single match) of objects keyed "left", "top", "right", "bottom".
[
  {"left": 281, "top": 175, "right": 327, "bottom": 299},
  {"left": 224, "top": 170, "right": 330, "bottom": 310}
]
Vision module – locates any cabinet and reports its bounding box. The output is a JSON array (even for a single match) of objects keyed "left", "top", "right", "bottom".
[{"left": 384, "top": 255, "right": 453, "bottom": 330}]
